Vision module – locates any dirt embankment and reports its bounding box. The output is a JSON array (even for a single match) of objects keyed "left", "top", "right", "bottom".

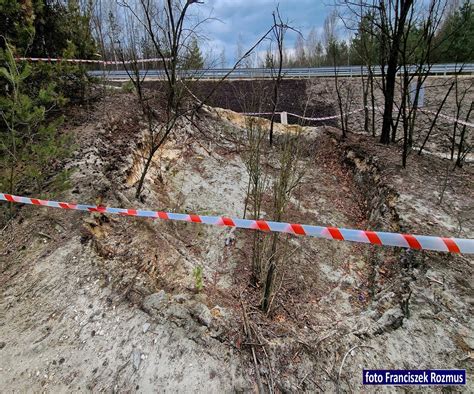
[
  {"left": 145, "top": 79, "right": 339, "bottom": 127},
  {"left": 306, "top": 76, "right": 474, "bottom": 161},
  {"left": 1, "top": 92, "right": 473, "bottom": 392},
  {"left": 337, "top": 133, "right": 473, "bottom": 392}
]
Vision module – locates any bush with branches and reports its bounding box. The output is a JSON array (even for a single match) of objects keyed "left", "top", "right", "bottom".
[{"left": 0, "top": 44, "right": 72, "bottom": 217}]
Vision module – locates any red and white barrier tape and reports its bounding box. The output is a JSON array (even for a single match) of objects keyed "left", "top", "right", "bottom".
[
  {"left": 1, "top": 193, "right": 472, "bottom": 254},
  {"left": 244, "top": 107, "right": 473, "bottom": 128},
  {"left": 288, "top": 108, "right": 366, "bottom": 121},
  {"left": 242, "top": 112, "right": 277, "bottom": 116},
  {"left": 15, "top": 57, "right": 168, "bottom": 65},
  {"left": 244, "top": 108, "right": 369, "bottom": 122},
  {"left": 420, "top": 109, "right": 474, "bottom": 128},
  {"left": 10, "top": 59, "right": 474, "bottom": 129}
]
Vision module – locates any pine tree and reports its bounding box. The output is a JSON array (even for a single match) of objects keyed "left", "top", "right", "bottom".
[
  {"left": 182, "top": 37, "right": 203, "bottom": 69},
  {"left": 219, "top": 48, "right": 226, "bottom": 68},
  {"left": 294, "top": 35, "right": 307, "bottom": 67},
  {"left": 0, "top": 44, "right": 70, "bottom": 203},
  {"left": 0, "top": 0, "right": 36, "bottom": 51},
  {"left": 264, "top": 49, "right": 274, "bottom": 68},
  {"left": 0, "top": 0, "right": 96, "bottom": 58},
  {"left": 350, "top": 12, "right": 379, "bottom": 66},
  {"left": 433, "top": 0, "right": 474, "bottom": 63},
  {"left": 1, "top": 0, "right": 97, "bottom": 101}
]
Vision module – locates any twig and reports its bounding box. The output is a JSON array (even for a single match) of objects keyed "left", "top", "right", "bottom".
[
  {"left": 262, "top": 344, "right": 275, "bottom": 394},
  {"left": 38, "top": 231, "right": 54, "bottom": 240},
  {"left": 307, "top": 376, "right": 324, "bottom": 391},
  {"left": 297, "top": 371, "right": 312, "bottom": 389},
  {"left": 426, "top": 276, "right": 444, "bottom": 287},
  {"left": 242, "top": 342, "right": 265, "bottom": 347},
  {"left": 253, "top": 326, "right": 275, "bottom": 394},
  {"left": 266, "top": 271, "right": 285, "bottom": 316},
  {"left": 240, "top": 296, "right": 264, "bottom": 394},
  {"left": 52, "top": 219, "right": 67, "bottom": 231},
  {"left": 337, "top": 345, "right": 375, "bottom": 393},
  {"left": 313, "top": 330, "right": 338, "bottom": 348},
  {"left": 0, "top": 217, "right": 14, "bottom": 235},
  {"left": 265, "top": 245, "right": 301, "bottom": 315}
]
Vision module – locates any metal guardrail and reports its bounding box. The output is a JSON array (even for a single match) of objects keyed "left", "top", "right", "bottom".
[{"left": 89, "top": 63, "right": 474, "bottom": 80}]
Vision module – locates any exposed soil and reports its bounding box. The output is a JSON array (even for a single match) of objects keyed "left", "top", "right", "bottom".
[
  {"left": 306, "top": 75, "right": 474, "bottom": 162},
  {"left": 145, "top": 79, "right": 339, "bottom": 127},
  {"left": 1, "top": 90, "right": 473, "bottom": 392}
]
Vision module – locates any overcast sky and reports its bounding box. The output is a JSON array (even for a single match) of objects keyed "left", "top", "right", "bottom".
[{"left": 196, "top": 0, "right": 332, "bottom": 65}]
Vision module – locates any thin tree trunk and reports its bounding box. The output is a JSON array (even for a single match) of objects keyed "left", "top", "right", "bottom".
[
  {"left": 135, "top": 150, "right": 154, "bottom": 199},
  {"left": 379, "top": 0, "right": 414, "bottom": 144},
  {"left": 370, "top": 69, "right": 376, "bottom": 137},
  {"left": 362, "top": 66, "right": 369, "bottom": 133},
  {"left": 269, "top": 12, "right": 285, "bottom": 145},
  {"left": 380, "top": 56, "right": 397, "bottom": 144},
  {"left": 418, "top": 80, "right": 455, "bottom": 155},
  {"left": 262, "top": 233, "right": 278, "bottom": 313},
  {"left": 456, "top": 101, "right": 473, "bottom": 167},
  {"left": 334, "top": 51, "right": 347, "bottom": 138}
]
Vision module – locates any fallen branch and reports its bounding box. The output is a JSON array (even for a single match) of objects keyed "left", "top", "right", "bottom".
[
  {"left": 240, "top": 296, "right": 264, "bottom": 393},
  {"left": 426, "top": 276, "right": 444, "bottom": 287},
  {"left": 38, "top": 231, "right": 54, "bottom": 240},
  {"left": 337, "top": 345, "right": 375, "bottom": 393}
]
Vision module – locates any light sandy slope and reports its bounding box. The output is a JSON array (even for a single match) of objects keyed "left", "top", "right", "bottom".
[{"left": 1, "top": 94, "right": 473, "bottom": 392}]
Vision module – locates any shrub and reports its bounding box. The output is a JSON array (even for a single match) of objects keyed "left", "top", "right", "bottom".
[
  {"left": 193, "top": 265, "right": 204, "bottom": 292},
  {"left": 0, "top": 44, "right": 71, "bottom": 215}
]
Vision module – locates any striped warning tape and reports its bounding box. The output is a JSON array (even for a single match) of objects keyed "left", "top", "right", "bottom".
[
  {"left": 1, "top": 193, "right": 473, "bottom": 254},
  {"left": 244, "top": 107, "right": 473, "bottom": 128},
  {"left": 420, "top": 109, "right": 474, "bottom": 128},
  {"left": 287, "top": 108, "right": 367, "bottom": 121},
  {"left": 10, "top": 59, "right": 474, "bottom": 129},
  {"left": 242, "top": 112, "right": 276, "bottom": 116},
  {"left": 243, "top": 108, "right": 371, "bottom": 122},
  {"left": 15, "top": 57, "right": 168, "bottom": 65}
]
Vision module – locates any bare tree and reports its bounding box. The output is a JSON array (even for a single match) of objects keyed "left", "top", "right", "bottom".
[
  {"left": 325, "top": 9, "right": 349, "bottom": 138},
  {"left": 236, "top": 33, "right": 253, "bottom": 68},
  {"left": 377, "top": 0, "right": 415, "bottom": 144},
  {"left": 398, "top": 0, "right": 447, "bottom": 167},
  {"left": 268, "top": 9, "right": 293, "bottom": 145},
  {"left": 337, "top": 0, "right": 417, "bottom": 142},
  {"left": 417, "top": 78, "right": 455, "bottom": 155},
  {"left": 306, "top": 27, "right": 323, "bottom": 67},
  {"left": 243, "top": 118, "right": 268, "bottom": 282},
  {"left": 261, "top": 130, "right": 305, "bottom": 313},
  {"left": 455, "top": 101, "right": 473, "bottom": 167},
  {"left": 113, "top": 5, "right": 150, "bottom": 109},
  {"left": 451, "top": 75, "right": 474, "bottom": 166},
  {"left": 115, "top": 0, "right": 283, "bottom": 198},
  {"left": 339, "top": 0, "right": 472, "bottom": 168},
  {"left": 350, "top": 4, "right": 378, "bottom": 135},
  {"left": 294, "top": 34, "right": 307, "bottom": 67},
  {"left": 219, "top": 47, "right": 226, "bottom": 68},
  {"left": 117, "top": 0, "right": 204, "bottom": 198}
]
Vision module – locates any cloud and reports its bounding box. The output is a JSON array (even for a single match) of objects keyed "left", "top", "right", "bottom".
[{"left": 195, "top": 0, "right": 330, "bottom": 65}]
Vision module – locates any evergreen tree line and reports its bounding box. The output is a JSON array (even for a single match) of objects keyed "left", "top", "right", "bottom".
[
  {"left": 263, "top": 1, "right": 473, "bottom": 68},
  {"left": 0, "top": 0, "right": 97, "bottom": 209},
  {"left": 1, "top": 0, "right": 97, "bottom": 99},
  {"left": 89, "top": 0, "right": 204, "bottom": 70}
]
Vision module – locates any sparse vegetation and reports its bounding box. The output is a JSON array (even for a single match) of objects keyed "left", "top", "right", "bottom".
[
  {"left": 243, "top": 118, "right": 268, "bottom": 282},
  {"left": 0, "top": 0, "right": 473, "bottom": 392},
  {"left": 261, "top": 128, "right": 305, "bottom": 313},
  {"left": 192, "top": 264, "right": 204, "bottom": 292}
]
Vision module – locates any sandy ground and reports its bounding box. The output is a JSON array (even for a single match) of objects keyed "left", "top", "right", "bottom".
[
  {"left": 1, "top": 234, "right": 248, "bottom": 392},
  {"left": 1, "top": 92, "right": 473, "bottom": 392},
  {"left": 306, "top": 75, "right": 474, "bottom": 162}
]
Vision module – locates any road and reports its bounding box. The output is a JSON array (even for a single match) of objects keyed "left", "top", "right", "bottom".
[{"left": 89, "top": 63, "right": 474, "bottom": 80}]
